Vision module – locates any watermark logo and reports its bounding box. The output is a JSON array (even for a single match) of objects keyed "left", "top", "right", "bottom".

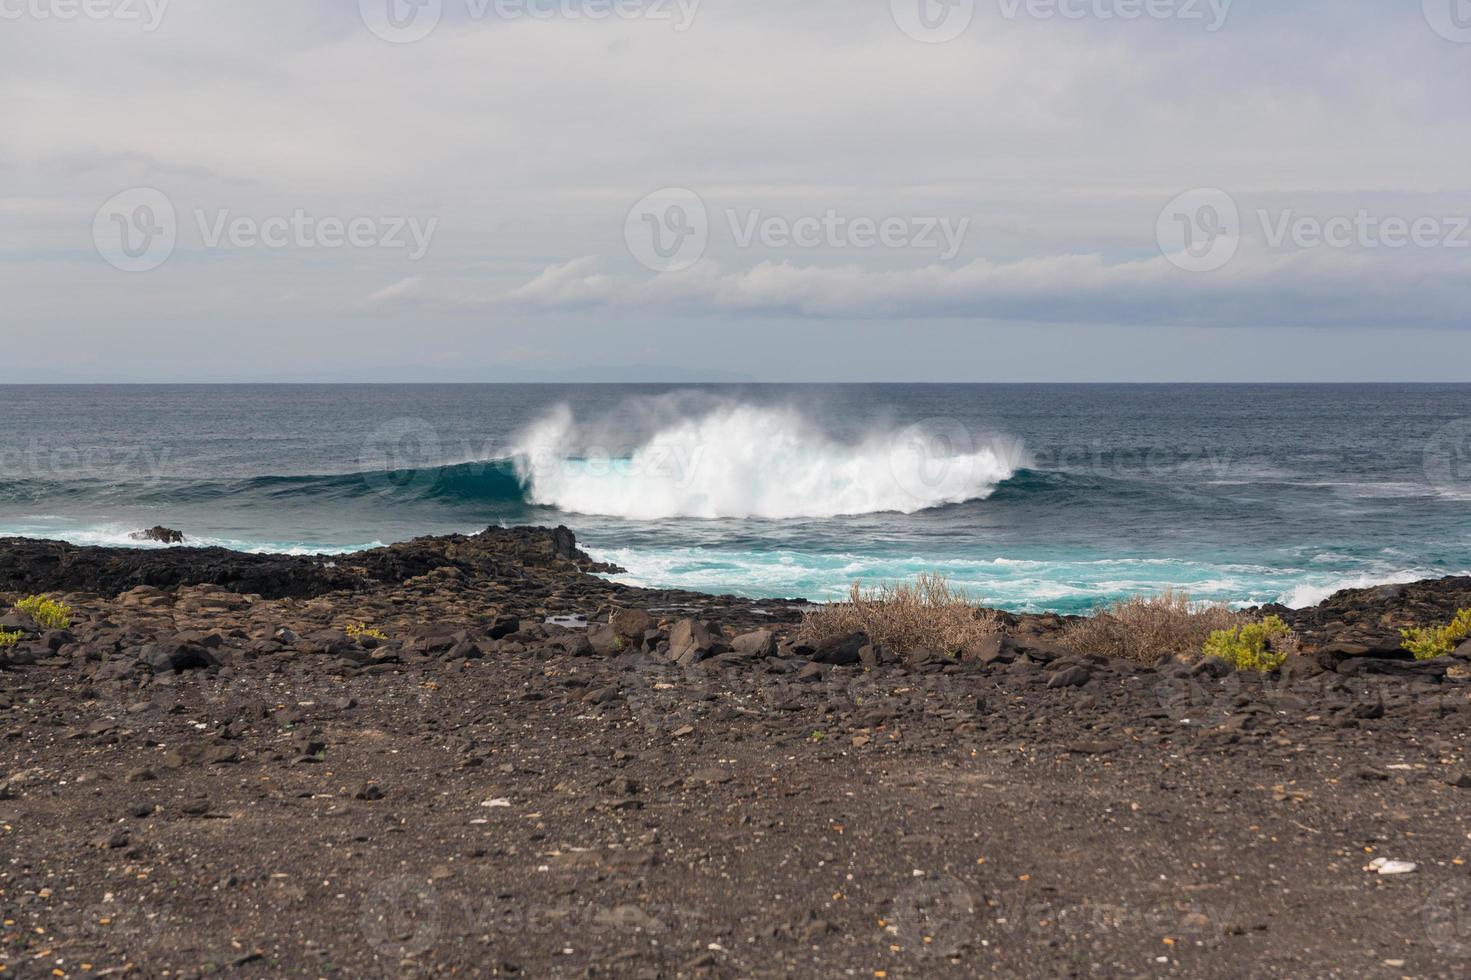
[
  {"left": 92, "top": 188, "right": 438, "bottom": 271},
  {"left": 625, "top": 187, "right": 709, "bottom": 273},
  {"left": 626, "top": 187, "right": 971, "bottom": 272},
  {"left": 1424, "top": 419, "right": 1471, "bottom": 497},
  {"left": 1425, "top": 880, "right": 1471, "bottom": 957},
  {"left": 1157, "top": 187, "right": 1240, "bottom": 273},
  {"left": 359, "top": 0, "right": 444, "bottom": 43},
  {"left": 0, "top": 0, "right": 169, "bottom": 30},
  {"left": 1424, "top": 0, "right": 1471, "bottom": 43},
  {"left": 621, "top": 661, "right": 721, "bottom": 733},
  {"left": 360, "top": 0, "right": 698, "bottom": 42},
  {"left": 1153, "top": 671, "right": 1239, "bottom": 727},
  {"left": 889, "top": 417, "right": 980, "bottom": 505},
  {"left": 360, "top": 417, "right": 444, "bottom": 498},
  {"left": 996, "top": 0, "right": 1232, "bottom": 30},
  {"left": 893, "top": 0, "right": 1232, "bottom": 41},
  {"left": 93, "top": 187, "right": 177, "bottom": 273},
  {"left": 360, "top": 876, "right": 442, "bottom": 962},
  {"left": 888, "top": 874, "right": 977, "bottom": 958},
  {"left": 891, "top": 0, "right": 976, "bottom": 43},
  {"left": 1160, "top": 187, "right": 1471, "bottom": 272}
]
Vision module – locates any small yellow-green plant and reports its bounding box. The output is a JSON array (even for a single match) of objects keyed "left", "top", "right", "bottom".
[
  {"left": 346, "top": 622, "right": 388, "bottom": 641},
  {"left": 15, "top": 594, "right": 71, "bottom": 630},
  {"left": 0, "top": 628, "right": 22, "bottom": 648},
  {"left": 1401, "top": 608, "right": 1471, "bottom": 661},
  {"left": 1203, "top": 615, "right": 1295, "bottom": 673}
]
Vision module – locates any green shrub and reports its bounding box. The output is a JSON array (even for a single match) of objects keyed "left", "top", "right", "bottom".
[
  {"left": 1202, "top": 615, "right": 1296, "bottom": 673},
  {"left": 0, "top": 629, "right": 22, "bottom": 648},
  {"left": 1401, "top": 608, "right": 1471, "bottom": 661},
  {"left": 15, "top": 595, "right": 71, "bottom": 630}
]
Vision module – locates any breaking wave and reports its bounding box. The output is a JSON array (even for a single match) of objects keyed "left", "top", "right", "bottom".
[{"left": 508, "top": 401, "right": 1026, "bottom": 520}]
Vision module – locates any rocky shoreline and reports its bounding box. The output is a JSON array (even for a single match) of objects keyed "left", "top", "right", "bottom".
[{"left": 3, "top": 527, "right": 1471, "bottom": 978}]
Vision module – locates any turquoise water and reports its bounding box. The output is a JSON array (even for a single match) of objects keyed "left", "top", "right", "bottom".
[{"left": 1, "top": 384, "right": 1468, "bottom": 613}]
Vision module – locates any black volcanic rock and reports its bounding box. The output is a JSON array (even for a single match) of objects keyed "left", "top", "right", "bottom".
[
  {"left": 0, "top": 537, "right": 371, "bottom": 600},
  {"left": 0, "top": 525, "right": 622, "bottom": 600},
  {"left": 131, "top": 526, "right": 186, "bottom": 544}
]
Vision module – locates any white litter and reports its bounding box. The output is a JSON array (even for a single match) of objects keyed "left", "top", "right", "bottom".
[
  {"left": 480, "top": 798, "right": 512, "bottom": 808},
  {"left": 1365, "top": 858, "right": 1417, "bottom": 875}
]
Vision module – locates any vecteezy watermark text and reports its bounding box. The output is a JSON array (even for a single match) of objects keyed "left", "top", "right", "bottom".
[
  {"left": 195, "top": 209, "right": 437, "bottom": 260},
  {"left": 0, "top": 438, "right": 172, "bottom": 484},
  {"left": 1157, "top": 187, "right": 1471, "bottom": 273},
  {"left": 359, "top": 877, "right": 701, "bottom": 967},
  {"left": 93, "top": 188, "right": 438, "bottom": 272},
  {"left": 625, "top": 187, "right": 971, "bottom": 273},
  {"left": 0, "top": 0, "right": 168, "bottom": 30},
  {"left": 728, "top": 209, "right": 969, "bottom": 259},
  {"left": 996, "top": 0, "right": 1231, "bottom": 29},
  {"left": 359, "top": 0, "right": 699, "bottom": 44},
  {"left": 890, "top": 0, "right": 1231, "bottom": 44}
]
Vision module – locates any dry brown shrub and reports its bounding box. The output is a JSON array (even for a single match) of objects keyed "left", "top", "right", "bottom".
[
  {"left": 1062, "top": 589, "right": 1246, "bottom": 665},
  {"left": 800, "top": 574, "right": 1001, "bottom": 654}
]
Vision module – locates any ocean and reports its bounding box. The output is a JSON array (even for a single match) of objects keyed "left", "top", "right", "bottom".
[{"left": 1, "top": 383, "right": 1467, "bottom": 614}]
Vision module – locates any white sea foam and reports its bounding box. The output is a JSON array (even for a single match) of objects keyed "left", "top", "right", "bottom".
[
  {"left": 510, "top": 400, "right": 1025, "bottom": 520},
  {"left": 1277, "top": 570, "right": 1439, "bottom": 610},
  {"left": 0, "top": 522, "right": 384, "bottom": 556}
]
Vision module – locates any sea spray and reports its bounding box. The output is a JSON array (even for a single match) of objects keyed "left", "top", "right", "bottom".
[{"left": 508, "top": 399, "right": 1026, "bottom": 520}]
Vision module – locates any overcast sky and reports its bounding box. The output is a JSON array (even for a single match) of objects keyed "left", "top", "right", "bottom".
[{"left": 3, "top": 0, "right": 1471, "bottom": 381}]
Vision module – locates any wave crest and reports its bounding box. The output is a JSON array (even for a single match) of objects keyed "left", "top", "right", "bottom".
[{"left": 509, "top": 400, "right": 1025, "bottom": 520}]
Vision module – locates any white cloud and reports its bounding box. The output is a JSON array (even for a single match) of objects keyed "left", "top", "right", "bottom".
[
  {"left": 363, "top": 274, "right": 427, "bottom": 308},
  {"left": 390, "top": 244, "right": 1471, "bottom": 328}
]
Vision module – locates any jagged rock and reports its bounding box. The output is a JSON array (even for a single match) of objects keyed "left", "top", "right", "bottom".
[
  {"left": 1279, "top": 654, "right": 1328, "bottom": 682},
  {"left": 139, "top": 640, "right": 219, "bottom": 673},
  {"left": 960, "top": 633, "right": 1008, "bottom": 665},
  {"left": 588, "top": 623, "right": 623, "bottom": 656},
  {"left": 0, "top": 611, "right": 39, "bottom": 634},
  {"left": 612, "top": 608, "right": 654, "bottom": 640},
  {"left": 1008, "top": 638, "right": 1075, "bottom": 663},
  {"left": 402, "top": 633, "right": 457, "bottom": 657},
  {"left": 730, "top": 629, "right": 777, "bottom": 659},
  {"left": 811, "top": 632, "right": 866, "bottom": 666},
  {"left": 1046, "top": 665, "right": 1092, "bottom": 688},
  {"left": 668, "top": 619, "right": 718, "bottom": 666},
  {"left": 449, "top": 638, "right": 483, "bottom": 660},
  {"left": 796, "top": 662, "right": 826, "bottom": 682},
  {"left": 488, "top": 615, "right": 521, "bottom": 640},
  {"left": 549, "top": 634, "right": 593, "bottom": 657},
  {"left": 296, "top": 630, "right": 354, "bottom": 657},
  {"left": 131, "top": 526, "right": 185, "bottom": 544},
  {"left": 1337, "top": 656, "right": 1453, "bottom": 681},
  {"left": 0, "top": 526, "right": 619, "bottom": 600}
]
